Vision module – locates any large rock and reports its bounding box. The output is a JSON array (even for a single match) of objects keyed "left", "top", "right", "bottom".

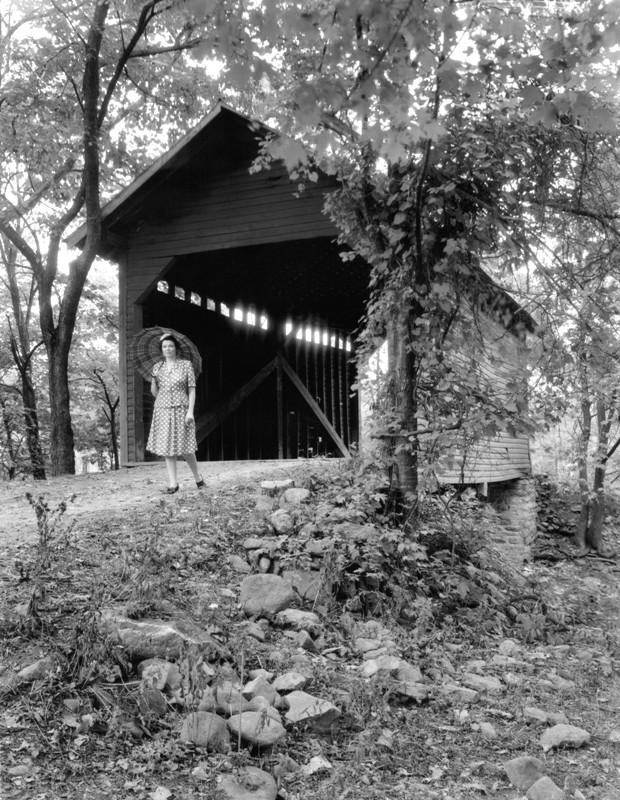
[
  {"left": 217, "top": 766, "right": 278, "bottom": 800},
  {"left": 102, "top": 615, "right": 227, "bottom": 661},
  {"left": 227, "top": 711, "right": 286, "bottom": 748},
  {"left": 239, "top": 575, "right": 296, "bottom": 618},
  {"left": 283, "top": 691, "right": 340, "bottom": 732},
  {"left": 180, "top": 711, "right": 230, "bottom": 753}
]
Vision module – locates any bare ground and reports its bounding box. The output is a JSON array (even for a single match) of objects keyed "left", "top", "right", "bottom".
[{"left": 0, "top": 459, "right": 319, "bottom": 550}]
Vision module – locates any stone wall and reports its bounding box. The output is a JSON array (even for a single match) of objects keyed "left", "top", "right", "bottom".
[{"left": 487, "top": 478, "right": 538, "bottom": 566}]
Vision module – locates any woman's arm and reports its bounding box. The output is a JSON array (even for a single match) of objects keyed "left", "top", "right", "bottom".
[
  {"left": 185, "top": 386, "right": 196, "bottom": 422},
  {"left": 151, "top": 375, "right": 159, "bottom": 398}
]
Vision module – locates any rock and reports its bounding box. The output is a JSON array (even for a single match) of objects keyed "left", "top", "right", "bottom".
[
  {"left": 243, "top": 676, "right": 280, "bottom": 706},
  {"left": 217, "top": 766, "right": 278, "bottom": 800},
  {"left": 275, "top": 609, "right": 321, "bottom": 635},
  {"left": 243, "top": 537, "right": 279, "bottom": 551},
  {"left": 504, "top": 756, "right": 546, "bottom": 790},
  {"left": 229, "top": 555, "right": 252, "bottom": 574},
  {"left": 227, "top": 711, "right": 286, "bottom": 748},
  {"left": 215, "top": 682, "right": 253, "bottom": 716},
  {"left": 239, "top": 575, "right": 296, "bottom": 618},
  {"left": 527, "top": 776, "right": 564, "bottom": 800},
  {"left": 478, "top": 722, "right": 497, "bottom": 740},
  {"left": 461, "top": 673, "right": 503, "bottom": 694},
  {"left": 440, "top": 683, "right": 479, "bottom": 703},
  {"left": 249, "top": 668, "right": 274, "bottom": 681},
  {"left": 261, "top": 479, "right": 295, "bottom": 496},
  {"left": 248, "top": 698, "right": 281, "bottom": 718},
  {"left": 396, "top": 662, "right": 424, "bottom": 684},
  {"left": 354, "top": 637, "right": 383, "bottom": 653},
  {"left": 362, "top": 655, "right": 402, "bottom": 677},
  {"left": 395, "top": 681, "right": 430, "bottom": 703},
  {"left": 180, "top": 711, "right": 230, "bottom": 752},
  {"left": 136, "top": 686, "right": 168, "bottom": 718},
  {"left": 306, "top": 538, "right": 330, "bottom": 556},
  {"left": 258, "top": 557, "right": 271, "bottom": 573},
  {"left": 282, "top": 488, "right": 310, "bottom": 505},
  {"left": 272, "top": 671, "right": 308, "bottom": 693},
  {"left": 102, "top": 615, "right": 227, "bottom": 661},
  {"left": 240, "top": 621, "right": 267, "bottom": 643},
  {"left": 283, "top": 691, "right": 340, "bottom": 732},
  {"left": 268, "top": 510, "right": 295, "bottom": 535},
  {"left": 301, "top": 755, "right": 333, "bottom": 775},
  {"left": 137, "top": 658, "right": 173, "bottom": 691},
  {"left": 524, "top": 706, "right": 548, "bottom": 724},
  {"left": 540, "top": 724, "right": 591, "bottom": 752},
  {"left": 17, "top": 656, "right": 56, "bottom": 682},
  {"left": 498, "top": 639, "right": 521, "bottom": 655}
]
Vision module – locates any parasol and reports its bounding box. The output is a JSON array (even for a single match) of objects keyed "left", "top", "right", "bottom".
[{"left": 128, "top": 327, "right": 203, "bottom": 381}]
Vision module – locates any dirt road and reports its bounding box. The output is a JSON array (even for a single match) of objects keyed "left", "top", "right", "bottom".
[{"left": 0, "top": 459, "right": 314, "bottom": 550}]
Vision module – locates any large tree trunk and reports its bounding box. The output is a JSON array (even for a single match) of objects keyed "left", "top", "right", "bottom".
[{"left": 47, "top": 339, "right": 76, "bottom": 476}]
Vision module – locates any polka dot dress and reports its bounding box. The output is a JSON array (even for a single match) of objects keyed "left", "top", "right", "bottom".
[{"left": 146, "top": 359, "right": 197, "bottom": 457}]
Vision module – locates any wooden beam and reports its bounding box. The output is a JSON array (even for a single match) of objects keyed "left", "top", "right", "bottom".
[
  {"left": 276, "top": 354, "right": 284, "bottom": 459},
  {"left": 280, "top": 355, "right": 351, "bottom": 459},
  {"left": 195, "top": 357, "right": 277, "bottom": 443}
]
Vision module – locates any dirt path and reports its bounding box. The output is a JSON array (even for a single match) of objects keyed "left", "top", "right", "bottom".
[{"left": 0, "top": 459, "right": 317, "bottom": 551}]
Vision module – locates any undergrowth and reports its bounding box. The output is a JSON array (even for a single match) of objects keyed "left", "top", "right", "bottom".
[{"left": 0, "top": 459, "right": 606, "bottom": 800}]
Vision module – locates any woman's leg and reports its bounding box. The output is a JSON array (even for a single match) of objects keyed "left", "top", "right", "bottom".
[
  {"left": 184, "top": 452, "right": 202, "bottom": 483},
  {"left": 164, "top": 456, "right": 178, "bottom": 488}
]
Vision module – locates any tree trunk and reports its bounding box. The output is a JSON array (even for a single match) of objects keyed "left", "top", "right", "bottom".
[
  {"left": 48, "top": 339, "right": 76, "bottom": 476},
  {"left": 0, "top": 393, "right": 18, "bottom": 479},
  {"left": 585, "top": 396, "right": 615, "bottom": 554},
  {"left": 574, "top": 364, "right": 591, "bottom": 553},
  {"left": 20, "top": 374, "right": 46, "bottom": 479},
  {"left": 386, "top": 306, "right": 418, "bottom": 525}
]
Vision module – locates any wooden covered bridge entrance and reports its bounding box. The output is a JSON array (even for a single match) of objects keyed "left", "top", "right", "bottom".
[{"left": 67, "top": 103, "right": 370, "bottom": 464}]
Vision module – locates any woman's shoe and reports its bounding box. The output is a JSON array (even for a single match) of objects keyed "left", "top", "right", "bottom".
[
  {"left": 166, "top": 484, "right": 179, "bottom": 494},
  {"left": 196, "top": 476, "right": 205, "bottom": 488}
]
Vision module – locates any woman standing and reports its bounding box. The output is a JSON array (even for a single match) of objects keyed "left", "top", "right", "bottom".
[{"left": 147, "top": 333, "right": 204, "bottom": 493}]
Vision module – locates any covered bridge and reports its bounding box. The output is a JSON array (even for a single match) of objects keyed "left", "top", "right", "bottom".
[{"left": 67, "top": 101, "right": 536, "bottom": 542}]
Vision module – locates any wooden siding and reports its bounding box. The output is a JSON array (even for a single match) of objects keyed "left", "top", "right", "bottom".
[
  {"left": 434, "top": 308, "right": 532, "bottom": 484},
  {"left": 124, "top": 162, "right": 337, "bottom": 307}
]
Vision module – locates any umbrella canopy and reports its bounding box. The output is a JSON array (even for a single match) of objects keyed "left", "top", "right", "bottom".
[{"left": 128, "top": 327, "right": 202, "bottom": 381}]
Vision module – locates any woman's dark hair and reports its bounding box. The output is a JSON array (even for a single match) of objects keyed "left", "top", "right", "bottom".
[{"left": 160, "top": 334, "right": 180, "bottom": 353}]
